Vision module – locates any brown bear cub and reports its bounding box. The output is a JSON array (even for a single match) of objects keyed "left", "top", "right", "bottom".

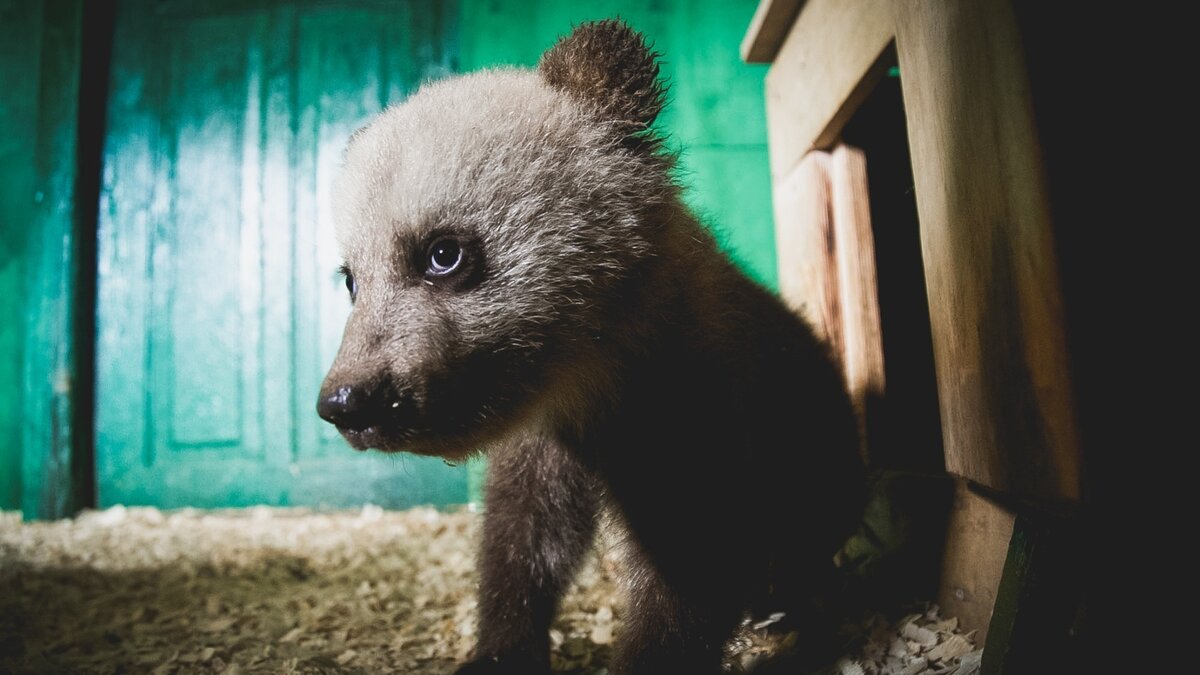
[{"left": 317, "top": 20, "right": 866, "bottom": 674}]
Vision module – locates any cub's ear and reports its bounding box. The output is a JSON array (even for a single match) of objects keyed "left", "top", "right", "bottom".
[{"left": 538, "top": 19, "right": 666, "bottom": 136}]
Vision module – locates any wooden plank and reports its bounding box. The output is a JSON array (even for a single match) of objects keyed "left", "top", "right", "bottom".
[
  {"left": 740, "top": 0, "right": 804, "bottom": 64},
  {"left": 773, "top": 151, "right": 840, "bottom": 355},
  {"left": 772, "top": 146, "right": 884, "bottom": 463},
  {"left": 938, "top": 480, "right": 1015, "bottom": 642},
  {"left": 0, "top": 0, "right": 45, "bottom": 511},
  {"left": 95, "top": 0, "right": 157, "bottom": 505},
  {"left": 22, "top": 0, "right": 88, "bottom": 520},
  {"left": 981, "top": 514, "right": 1083, "bottom": 674},
  {"left": 763, "top": 0, "right": 892, "bottom": 180},
  {"left": 894, "top": 0, "right": 1080, "bottom": 503},
  {"left": 829, "top": 145, "right": 885, "bottom": 437}
]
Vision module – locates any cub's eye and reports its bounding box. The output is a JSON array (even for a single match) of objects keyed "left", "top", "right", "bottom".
[
  {"left": 427, "top": 238, "right": 463, "bottom": 276},
  {"left": 340, "top": 265, "right": 357, "bottom": 301}
]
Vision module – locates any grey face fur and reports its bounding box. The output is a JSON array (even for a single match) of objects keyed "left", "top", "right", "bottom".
[{"left": 319, "top": 38, "right": 671, "bottom": 458}]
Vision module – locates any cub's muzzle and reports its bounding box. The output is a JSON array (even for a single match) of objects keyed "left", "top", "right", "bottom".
[{"left": 316, "top": 379, "right": 416, "bottom": 451}]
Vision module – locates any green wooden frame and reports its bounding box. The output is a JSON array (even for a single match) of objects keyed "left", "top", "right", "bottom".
[{"left": 15, "top": 0, "right": 111, "bottom": 520}]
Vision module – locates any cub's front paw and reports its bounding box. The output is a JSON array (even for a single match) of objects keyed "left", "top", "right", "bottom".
[{"left": 454, "top": 655, "right": 551, "bottom": 675}]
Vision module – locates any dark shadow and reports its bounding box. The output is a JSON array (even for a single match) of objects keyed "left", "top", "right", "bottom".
[
  {"left": 834, "top": 48, "right": 954, "bottom": 615},
  {"left": 70, "top": 0, "right": 117, "bottom": 515},
  {"left": 840, "top": 48, "right": 945, "bottom": 477}
]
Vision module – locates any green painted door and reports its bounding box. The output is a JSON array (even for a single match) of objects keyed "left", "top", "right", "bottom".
[{"left": 96, "top": 0, "right": 466, "bottom": 509}]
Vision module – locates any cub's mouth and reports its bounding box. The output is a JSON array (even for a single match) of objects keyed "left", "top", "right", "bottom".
[
  {"left": 333, "top": 420, "right": 478, "bottom": 460},
  {"left": 317, "top": 383, "right": 486, "bottom": 461},
  {"left": 336, "top": 424, "right": 410, "bottom": 453}
]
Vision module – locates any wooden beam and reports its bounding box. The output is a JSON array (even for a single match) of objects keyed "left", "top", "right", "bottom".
[
  {"left": 829, "top": 145, "right": 885, "bottom": 432},
  {"left": 763, "top": 0, "right": 892, "bottom": 180},
  {"left": 740, "top": 0, "right": 804, "bottom": 64},
  {"left": 773, "top": 151, "right": 840, "bottom": 354},
  {"left": 773, "top": 146, "right": 885, "bottom": 464},
  {"left": 23, "top": 0, "right": 91, "bottom": 520},
  {"left": 981, "top": 513, "right": 1083, "bottom": 674},
  {"left": 894, "top": 0, "right": 1081, "bottom": 503},
  {"left": 0, "top": 0, "right": 44, "bottom": 512},
  {"left": 938, "top": 480, "right": 1015, "bottom": 642}
]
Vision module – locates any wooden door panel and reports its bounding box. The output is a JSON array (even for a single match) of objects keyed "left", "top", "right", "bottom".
[
  {"left": 97, "top": 0, "right": 465, "bottom": 508},
  {"left": 159, "top": 12, "right": 256, "bottom": 455}
]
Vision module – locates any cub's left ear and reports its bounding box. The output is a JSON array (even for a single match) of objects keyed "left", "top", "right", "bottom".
[{"left": 538, "top": 19, "right": 665, "bottom": 136}]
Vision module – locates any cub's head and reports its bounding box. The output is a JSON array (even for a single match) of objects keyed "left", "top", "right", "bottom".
[{"left": 317, "top": 21, "right": 675, "bottom": 458}]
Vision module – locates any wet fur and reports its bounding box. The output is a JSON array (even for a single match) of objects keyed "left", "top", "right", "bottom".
[{"left": 320, "top": 21, "right": 866, "bottom": 674}]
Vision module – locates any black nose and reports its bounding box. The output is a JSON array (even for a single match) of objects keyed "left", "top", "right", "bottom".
[{"left": 317, "top": 383, "right": 381, "bottom": 431}]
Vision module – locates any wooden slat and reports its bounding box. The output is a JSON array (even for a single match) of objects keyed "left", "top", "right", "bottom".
[
  {"left": 23, "top": 0, "right": 88, "bottom": 519},
  {"left": 894, "top": 0, "right": 1080, "bottom": 503},
  {"left": 740, "top": 0, "right": 804, "bottom": 64},
  {"left": 0, "top": 0, "right": 44, "bottom": 512},
  {"left": 773, "top": 146, "right": 884, "bottom": 463},
  {"left": 938, "top": 480, "right": 1015, "bottom": 642},
  {"left": 829, "top": 145, "right": 885, "bottom": 426},
  {"left": 773, "top": 151, "right": 840, "bottom": 355},
  {"left": 763, "top": 0, "right": 892, "bottom": 180}
]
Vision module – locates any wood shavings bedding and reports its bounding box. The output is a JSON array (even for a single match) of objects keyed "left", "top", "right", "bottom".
[{"left": 0, "top": 507, "right": 980, "bottom": 674}]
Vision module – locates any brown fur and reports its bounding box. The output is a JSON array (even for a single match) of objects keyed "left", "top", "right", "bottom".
[
  {"left": 317, "top": 21, "right": 866, "bottom": 674},
  {"left": 539, "top": 19, "right": 666, "bottom": 143}
]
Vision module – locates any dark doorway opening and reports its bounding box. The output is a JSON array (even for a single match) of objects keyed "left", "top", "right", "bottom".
[{"left": 842, "top": 52, "right": 944, "bottom": 475}]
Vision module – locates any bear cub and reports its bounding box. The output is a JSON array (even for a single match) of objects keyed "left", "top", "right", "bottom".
[{"left": 318, "top": 20, "right": 866, "bottom": 674}]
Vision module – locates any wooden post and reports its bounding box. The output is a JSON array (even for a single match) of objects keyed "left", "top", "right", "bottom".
[
  {"left": 893, "top": 0, "right": 1081, "bottom": 504},
  {"left": 774, "top": 151, "right": 840, "bottom": 352},
  {"left": 763, "top": 0, "right": 893, "bottom": 180},
  {"left": 938, "top": 481, "right": 1015, "bottom": 640},
  {"left": 829, "top": 145, "right": 885, "bottom": 444},
  {"left": 22, "top": 0, "right": 94, "bottom": 520}
]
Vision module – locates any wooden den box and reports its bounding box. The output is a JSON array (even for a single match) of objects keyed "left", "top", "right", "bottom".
[{"left": 743, "top": 0, "right": 1085, "bottom": 666}]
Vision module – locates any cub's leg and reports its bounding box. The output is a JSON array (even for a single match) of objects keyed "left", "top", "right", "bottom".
[
  {"left": 456, "top": 433, "right": 599, "bottom": 675},
  {"left": 613, "top": 545, "right": 742, "bottom": 675}
]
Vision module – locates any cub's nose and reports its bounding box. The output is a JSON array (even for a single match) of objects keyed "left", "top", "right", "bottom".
[{"left": 317, "top": 382, "right": 382, "bottom": 431}]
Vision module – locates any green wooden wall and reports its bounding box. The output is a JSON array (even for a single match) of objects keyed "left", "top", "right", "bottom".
[
  {"left": 0, "top": 0, "right": 43, "bottom": 512},
  {"left": 3, "top": 0, "right": 774, "bottom": 515},
  {"left": 0, "top": 0, "right": 94, "bottom": 518}
]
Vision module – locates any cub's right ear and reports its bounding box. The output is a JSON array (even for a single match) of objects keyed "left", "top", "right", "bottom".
[{"left": 538, "top": 19, "right": 666, "bottom": 138}]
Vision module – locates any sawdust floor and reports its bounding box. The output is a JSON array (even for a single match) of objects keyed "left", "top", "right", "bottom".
[{"left": 0, "top": 506, "right": 982, "bottom": 674}]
